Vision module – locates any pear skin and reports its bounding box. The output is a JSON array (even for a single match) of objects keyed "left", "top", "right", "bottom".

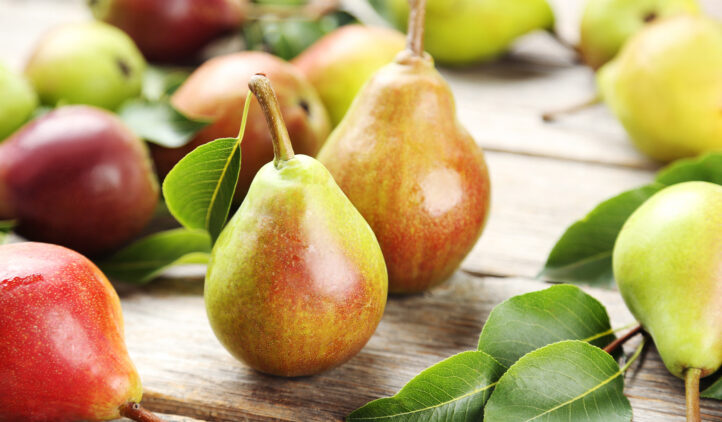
[
  {"left": 0, "top": 242, "right": 143, "bottom": 422},
  {"left": 205, "top": 75, "right": 388, "bottom": 377},
  {"left": 0, "top": 63, "right": 37, "bottom": 141},
  {"left": 614, "top": 181, "right": 722, "bottom": 380},
  {"left": 579, "top": 0, "right": 700, "bottom": 69},
  {"left": 317, "top": 1, "right": 490, "bottom": 293},
  {"left": 597, "top": 15, "right": 722, "bottom": 161}
]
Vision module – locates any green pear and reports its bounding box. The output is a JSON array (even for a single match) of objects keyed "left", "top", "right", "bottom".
[
  {"left": 204, "top": 75, "right": 388, "bottom": 377},
  {"left": 25, "top": 22, "right": 146, "bottom": 110},
  {"left": 597, "top": 15, "right": 722, "bottom": 162},
  {"left": 317, "top": 0, "right": 491, "bottom": 293},
  {"left": 371, "top": 0, "right": 554, "bottom": 66},
  {"left": 579, "top": 0, "right": 700, "bottom": 69},
  {"left": 613, "top": 181, "right": 722, "bottom": 419},
  {"left": 293, "top": 24, "right": 406, "bottom": 126},
  {"left": 0, "top": 63, "right": 37, "bottom": 141}
]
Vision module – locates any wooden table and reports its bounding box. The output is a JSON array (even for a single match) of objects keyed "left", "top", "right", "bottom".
[{"left": 2, "top": 1, "right": 722, "bottom": 420}]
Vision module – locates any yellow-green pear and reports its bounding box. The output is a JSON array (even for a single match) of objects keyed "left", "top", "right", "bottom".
[
  {"left": 579, "top": 0, "right": 700, "bottom": 69},
  {"left": 0, "top": 63, "right": 37, "bottom": 141},
  {"left": 598, "top": 15, "right": 722, "bottom": 162},
  {"left": 25, "top": 22, "right": 146, "bottom": 110},
  {"left": 371, "top": 0, "right": 554, "bottom": 66},
  {"left": 613, "top": 181, "right": 722, "bottom": 420}
]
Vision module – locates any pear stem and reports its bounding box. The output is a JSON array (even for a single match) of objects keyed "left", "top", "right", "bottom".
[
  {"left": 603, "top": 324, "right": 643, "bottom": 355},
  {"left": 118, "top": 402, "right": 163, "bottom": 422},
  {"left": 541, "top": 96, "right": 601, "bottom": 122},
  {"left": 406, "top": 0, "right": 427, "bottom": 57},
  {"left": 248, "top": 74, "right": 295, "bottom": 168},
  {"left": 685, "top": 368, "right": 702, "bottom": 422}
]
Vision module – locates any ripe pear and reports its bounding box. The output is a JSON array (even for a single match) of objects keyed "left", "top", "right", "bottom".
[
  {"left": 25, "top": 22, "right": 146, "bottom": 110},
  {"left": 579, "top": 0, "right": 700, "bottom": 69},
  {"left": 152, "top": 51, "right": 330, "bottom": 200},
  {"left": 0, "top": 63, "right": 37, "bottom": 141},
  {"left": 0, "top": 106, "right": 159, "bottom": 256},
  {"left": 597, "top": 15, "right": 722, "bottom": 162},
  {"left": 317, "top": 0, "right": 491, "bottom": 293},
  {"left": 205, "top": 75, "right": 388, "bottom": 377},
  {"left": 293, "top": 24, "right": 406, "bottom": 126},
  {"left": 89, "top": 0, "right": 246, "bottom": 63},
  {"left": 0, "top": 242, "right": 158, "bottom": 422},
  {"left": 371, "top": 0, "right": 554, "bottom": 66},
  {"left": 613, "top": 181, "right": 722, "bottom": 419}
]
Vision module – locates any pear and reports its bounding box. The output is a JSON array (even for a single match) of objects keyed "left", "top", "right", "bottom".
[
  {"left": 293, "top": 24, "right": 406, "bottom": 126},
  {"left": 0, "top": 242, "right": 159, "bottom": 422},
  {"left": 613, "top": 181, "right": 722, "bottom": 421},
  {"left": 370, "top": 0, "right": 554, "bottom": 66},
  {"left": 0, "top": 63, "right": 37, "bottom": 141},
  {"left": 25, "top": 22, "right": 146, "bottom": 110},
  {"left": 204, "top": 75, "right": 388, "bottom": 377},
  {"left": 317, "top": 0, "right": 491, "bottom": 293},
  {"left": 579, "top": 0, "right": 700, "bottom": 69},
  {"left": 597, "top": 15, "right": 722, "bottom": 162}
]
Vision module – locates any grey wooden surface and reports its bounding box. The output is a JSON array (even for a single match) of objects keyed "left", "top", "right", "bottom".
[{"left": 2, "top": 0, "right": 722, "bottom": 420}]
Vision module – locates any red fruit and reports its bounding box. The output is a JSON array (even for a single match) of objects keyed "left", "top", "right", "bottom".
[
  {"left": 151, "top": 51, "right": 330, "bottom": 200},
  {"left": 0, "top": 106, "right": 159, "bottom": 256},
  {"left": 0, "top": 242, "right": 142, "bottom": 422},
  {"left": 89, "top": 0, "right": 246, "bottom": 63}
]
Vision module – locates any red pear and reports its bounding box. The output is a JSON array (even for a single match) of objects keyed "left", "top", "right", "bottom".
[
  {"left": 89, "top": 0, "right": 246, "bottom": 63},
  {"left": 151, "top": 51, "right": 330, "bottom": 200},
  {"left": 0, "top": 106, "right": 159, "bottom": 256},
  {"left": 0, "top": 242, "right": 157, "bottom": 422}
]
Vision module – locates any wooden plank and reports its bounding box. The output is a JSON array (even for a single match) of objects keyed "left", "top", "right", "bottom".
[{"left": 115, "top": 273, "right": 722, "bottom": 421}]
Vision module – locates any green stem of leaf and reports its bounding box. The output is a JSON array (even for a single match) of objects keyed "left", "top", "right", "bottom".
[
  {"left": 620, "top": 336, "right": 646, "bottom": 374},
  {"left": 603, "top": 324, "right": 643, "bottom": 355},
  {"left": 237, "top": 91, "right": 253, "bottom": 141},
  {"left": 247, "top": 74, "right": 294, "bottom": 168},
  {"left": 685, "top": 368, "right": 702, "bottom": 422}
]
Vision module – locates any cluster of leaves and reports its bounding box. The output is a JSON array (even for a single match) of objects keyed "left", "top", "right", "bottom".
[
  {"left": 540, "top": 152, "right": 722, "bottom": 288},
  {"left": 348, "top": 285, "right": 641, "bottom": 422}
]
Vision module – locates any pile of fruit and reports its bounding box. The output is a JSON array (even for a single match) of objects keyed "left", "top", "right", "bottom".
[{"left": 0, "top": 0, "right": 721, "bottom": 421}]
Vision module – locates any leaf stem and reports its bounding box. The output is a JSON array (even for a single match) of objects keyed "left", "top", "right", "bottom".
[
  {"left": 248, "top": 74, "right": 294, "bottom": 168},
  {"left": 541, "top": 95, "right": 601, "bottom": 122},
  {"left": 620, "top": 336, "right": 646, "bottom": 374},
  {"left": 603, "top": 324, "right": 643, "bottom": 355},
  {"left": 118, "top": 402, "right": 163, "bottom": 422},
  {"left": 237, "top": 91, "right": 253, "bottom": 141},
  {"left": 406, "top": 0, "right": 427, "bottom": 57},
  {"left": 685, "top": 368, "right": 702, "bottom": 422}
]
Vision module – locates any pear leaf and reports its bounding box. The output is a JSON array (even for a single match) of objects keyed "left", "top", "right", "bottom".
[
  {"left": 702, "top": 373, "right": 722, "bottom": 400},
  {"left": 540, "top": 184, "right": 663, "bottom": 286},
  {"left": 118, "top": 99, "right": 208, "bottom": 148},
  {"left": 142, "top": 66, "right": 190, "bottom": 101},
  {"left": 98, "top": 229, "right": 211, "bottom": 283},
  {"left": 484, "top": 341, "right": 632, "bottom": 422},
  {"left": 162, "top": 91, "right": 252, "bottom": 242},
  {"left": 0, "top": 220, "right": 15, "bottom": 243},
  {"left": 656, "top": 152, "right": 722, "bottom": 186},
  {"left": 478, "top": 284, "right": 616, "bottom": 368},
  {"left": 348, "top": 351, "right": 506, "bottom": 422}
]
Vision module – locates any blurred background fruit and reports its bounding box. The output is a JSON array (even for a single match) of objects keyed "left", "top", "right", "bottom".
[
  {"left": 0, "top": 63, "right": 37, "bottom": 141},
  {"left": 25, "top": 21, "right": 146, "bottom": 110},
  {"left": 151, "top": 51, "right": 330, "bottom": 200},
  {"left": 0, "top": 106, "right": 159, "bottom": 256},
  {"left": 88, "top": 0, "right": 247, "bottom": 64}
]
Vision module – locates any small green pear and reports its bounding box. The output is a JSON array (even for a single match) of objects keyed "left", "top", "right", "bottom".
[
  {"left": 204, "top": 75, "right": 388, "bottom": 377},
  {"left": 579, "top": 0, "right": 700, "bottom": 69},
  {"left": 371, "top": 0, "right": 554, "bottom": 66},
  {"left": 597, "top": 15, "right": 722, "bottom": 162},
  {"left": 25, "top": 22, "right": 146, "bottom": 110},
  {"left": 613, "top": 181, "right": 722, "bottom": 420},
  {"left": 0, "top": 63, "right": 37, "bottom": 141}
]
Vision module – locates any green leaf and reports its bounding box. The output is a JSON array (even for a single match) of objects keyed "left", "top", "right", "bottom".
[
  {"left": 0, "top": 220, "right": 15, "bottom": 243},
  {"left": 142, "top": 66, "right": 191, "bottom": 101},
  {"left": 702, "top": 373, "right": 722, "bottom": 400},
  {"left": 98, "top": 229, "right": 211, "bottom": 283},
  {"left": 348, "top": 351, "right": 506, "bottom": 422},
  {"left": 539, "top": 184, "right": 663, "bottom": 287},
  {"left": 478, "top": 285, "right": 616, "bottom": 368},
  {"left": 484, "top": 341, "right": 632, "bottom": 422},
  {"left": 656, "top": 152, "right": 722, "bottom": 186},
  {"left": 118, "top": 99, "right": 208, "bottom": 148}
]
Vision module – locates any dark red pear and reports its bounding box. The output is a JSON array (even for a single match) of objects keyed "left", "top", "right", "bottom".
[{"left": 0, "top": 106, "right": 159, "bottom": 256}]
